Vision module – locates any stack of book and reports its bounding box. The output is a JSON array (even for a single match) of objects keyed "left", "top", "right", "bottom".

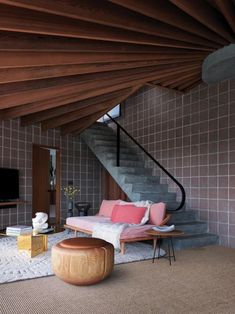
[{"left": 6, "top": 225, "right": 32, "bottom": 236}]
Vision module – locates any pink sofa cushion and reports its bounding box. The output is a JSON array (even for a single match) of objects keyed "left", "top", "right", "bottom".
[
  {"left": 98, "top": 199, "right": 121, "bottom": 217},
  {"left": 149, "top": 202, "right": 166, "bottom": 226},
  {"left": 111, "top": 204, "right": 146, "bottom": 224}
]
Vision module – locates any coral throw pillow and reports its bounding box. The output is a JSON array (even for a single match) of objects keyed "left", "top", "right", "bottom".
[
  {"left": 111, "top": 204, "right": 147, "bottom": 224},
  {"left": 98, "top": 200, "right": 121, "bottom": 217},
  {"left": 149, "top": 202, "right": 166, "bottom": 225}
]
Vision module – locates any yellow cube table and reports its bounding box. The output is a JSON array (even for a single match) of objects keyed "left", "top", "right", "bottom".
[{"left": 17, "top": 234, "right": 48, "bottom": 257}]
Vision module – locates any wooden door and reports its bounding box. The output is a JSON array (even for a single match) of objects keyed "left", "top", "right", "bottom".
[
  {"left": 102, "top": 167, "right": 128, "bottom": 201},
  {"left": 32, "top": 145, "right": 50, "bottom": 219}
]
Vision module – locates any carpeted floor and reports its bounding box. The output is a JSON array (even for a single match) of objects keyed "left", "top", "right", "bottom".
[{"left": 1, "top": 245, "right": 235, "bottom": 314}]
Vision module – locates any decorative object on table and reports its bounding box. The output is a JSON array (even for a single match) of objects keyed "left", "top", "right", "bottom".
[
  {"left": 52, "top": 237, "right": 114, "bottom": 285},
  {"left": 32, "top": 212, "right": 48, "bottom": 234},
  {"left": 17, "top": 234, "right": 48, "bottom": 258},
  {"left": 62, "top": 184, "right": 80, "bottom": 218},
  {"left": 152, "top": 225, "right": 175, "bottom": 232},
  {"left": 75, "top": 202, "right": 91, "bottom": 216},
  {"left": 6, "top": 225, "right": 32, "bottom": 236}
]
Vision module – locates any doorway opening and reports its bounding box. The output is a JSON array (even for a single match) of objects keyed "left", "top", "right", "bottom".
[{"left": 32, "top": 144, "right": 61, "bottom": 226}]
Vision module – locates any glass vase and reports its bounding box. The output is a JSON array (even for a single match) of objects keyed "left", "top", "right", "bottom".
[{"left": 67, "top": 200, "right": 73, "bottom": 217}]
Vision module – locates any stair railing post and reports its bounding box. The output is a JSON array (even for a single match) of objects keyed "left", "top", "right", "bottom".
[{"left": 116, "top": 124, "right": 120, "bottom": 167}]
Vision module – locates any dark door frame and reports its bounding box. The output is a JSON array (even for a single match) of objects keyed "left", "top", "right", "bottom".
[{"left": 32, "top": 144, "right": 61, "bottom": 225}]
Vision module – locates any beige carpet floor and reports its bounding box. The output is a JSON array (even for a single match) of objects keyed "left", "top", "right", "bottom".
[{"left": 1, "top": 245, "right": 235, "bottom": 314}]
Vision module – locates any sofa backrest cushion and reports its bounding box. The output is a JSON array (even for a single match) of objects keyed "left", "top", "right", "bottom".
[
  {"left": 98, "top": 199, "right": 121, "bottom": 217},
  {"left": 111, "top": 204, "right": 147, "bottom": 224},
  {"left": 149, "top": 202, "right": 166, "bottom": 226}
]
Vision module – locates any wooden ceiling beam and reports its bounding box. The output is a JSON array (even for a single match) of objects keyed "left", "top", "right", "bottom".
[
  {"left": 63, "top": 108, "right": 112, "bottom": 136},
  {"left": 182, "top": 79, "right": 203, "bottom": 92},
  {"left": 0, "top": 59, "right": 203, "bottom": 84},
  {"left": 43, "top": 87, "right": 138, "bottom": 131},
  {"left": 150, "top": 63, "right": 200, "bottom": 85},
  {"left": 160, "top": 68, "right": 201, "bottom": 88},
  {"left": 60, "top": 107, "right": 111, "bottom": 135},
  {"left": 21, "top": 87, "right": 136, "bottom": 126},
  {"left": 0, "top": 62, "right": 202, "bottom": 106},
  {"left": 109, "top": 0, "right": 229, "bottom": 45},
  {"left": 0, "top": 4, "right": 211, "bottom": 50},
  {"left": 0, "top": 31, "right": 211, "bottom": 54},
  {"left": 170, "top": 0, "right": 235, "bottom": 42},
  {"left": 177, "top": 76, "right": 202, "bottom": 90},
  {"left": 60, "top": 84, "right": 141, "bottom": 136},
  {"left": 0, "top": 64, "right": 202, "bottom": 119},
  {"left": 167, "top": 71, "right": 202, "bottom": 88},
  {"left": 0, "top": 51, "right": 207, "bottom": 68},
  {"left": 0, "top": 0, "right": 220, "bottom": 49},
  {"left": 214, "top": 0, "right": 235, "bottom": 34}
]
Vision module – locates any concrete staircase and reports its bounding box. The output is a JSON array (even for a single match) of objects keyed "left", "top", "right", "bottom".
[{"left": 81, "top": 122, "right": 218, "bottom": 249}]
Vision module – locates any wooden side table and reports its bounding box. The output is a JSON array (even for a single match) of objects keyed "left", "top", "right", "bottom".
[{"left": 145, "top": 229, "right": 184, "bottom": 265}]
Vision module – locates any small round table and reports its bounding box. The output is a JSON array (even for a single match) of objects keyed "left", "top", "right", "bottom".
[{"left": 145, "top": 229, "right": 184, "bottom": 265}]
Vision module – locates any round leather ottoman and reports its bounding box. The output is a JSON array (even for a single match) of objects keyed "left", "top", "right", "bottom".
[{"left": 51, "top": 237, "right": 114, "bottom": 285}]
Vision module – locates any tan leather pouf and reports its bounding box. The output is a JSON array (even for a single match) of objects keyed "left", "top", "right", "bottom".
[{"left": 51, "top": 237, "right": 114, "bottom": 285}]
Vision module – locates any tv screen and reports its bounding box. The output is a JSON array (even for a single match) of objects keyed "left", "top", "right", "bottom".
[{"left": 0, "top": 168, "right": 19, "bottom": 201}]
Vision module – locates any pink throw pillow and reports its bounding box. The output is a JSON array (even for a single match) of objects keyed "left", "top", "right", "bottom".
[
  {"left": 98, "top": 200, "right": 121, "bottom": 217},
  {"left": 149, "top": 202, "right": 166, "bottom": 226},
  {"left": 111, "top": 204, "right": 146, "bottom": 224}
]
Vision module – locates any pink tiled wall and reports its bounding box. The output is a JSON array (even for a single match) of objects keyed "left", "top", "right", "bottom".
[
  {"left": 120, "top": 80, "right": 235, "bottom": 248},
  {"left": 0, "top": 119, "right": 102, "bottom": 229}
]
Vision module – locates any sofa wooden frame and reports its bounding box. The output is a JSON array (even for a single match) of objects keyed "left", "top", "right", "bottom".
[{"left": 64, "top": 213, "right": 171, "bottom": 255}]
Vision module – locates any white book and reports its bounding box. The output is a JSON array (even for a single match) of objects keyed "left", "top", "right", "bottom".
[
  {"left": 6, "top": 229, "right": 32, "bottom": 236},
  {"left": 6, "top": 225, "right": 32, "bottom": 231}
]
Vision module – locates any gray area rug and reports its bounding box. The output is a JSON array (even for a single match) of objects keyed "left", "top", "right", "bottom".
[{"left": 0, "top": 231, "right": 164, "bottom": 284}]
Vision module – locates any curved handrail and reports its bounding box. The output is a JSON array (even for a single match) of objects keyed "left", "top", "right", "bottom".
[{"left": 106, "top": 113, "right": 186, "bottom": 211}]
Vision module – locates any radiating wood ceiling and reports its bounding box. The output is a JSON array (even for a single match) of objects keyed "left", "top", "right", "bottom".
[{"left": 0, "top": 0, "right": 235, "bottom": 135}]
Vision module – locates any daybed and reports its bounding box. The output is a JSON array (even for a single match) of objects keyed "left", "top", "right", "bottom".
[{"left": 65, "top": 200, "right": 170, "bottom": 254}]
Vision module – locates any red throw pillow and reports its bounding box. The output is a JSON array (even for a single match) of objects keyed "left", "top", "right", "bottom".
[{"left": 111, "top": 204, "right": 146, "bottom": 224}]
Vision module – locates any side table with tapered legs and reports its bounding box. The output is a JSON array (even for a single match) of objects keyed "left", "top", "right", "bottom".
[{"left": 145, "top": 229, "right": 184, "bottom": 265}]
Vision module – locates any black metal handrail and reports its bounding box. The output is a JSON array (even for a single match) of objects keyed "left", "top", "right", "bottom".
[{"left": 106, "top": 113, "right": 186, "bottom": 211}]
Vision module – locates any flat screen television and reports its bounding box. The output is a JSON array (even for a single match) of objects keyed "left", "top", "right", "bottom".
[{"left": 0, "top": 167, "right": 19, "bottom": 201}]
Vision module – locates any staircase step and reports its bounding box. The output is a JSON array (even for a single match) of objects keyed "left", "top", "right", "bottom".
[
  {"left": 96, "top": 146, "right": 132, "bottom": 154},
  {"left": 117, "top": 166, "right": 152, "bottom": 176},
  {"left": 105, "top": 152, "right": 140, "bottom": 161},
  {"left": 165, "top": 201, "right": 185, "bottom": 211},
  {"left": 132, "top": 183, "right": 168, "bottom": 193},
  {"left": 169, "top": 233, "right": 219, "bottom": 250},
  {"left": 174, "top": 221, "right": 208, "bottom": 234},
  {"left": 89, "top": 122, "right": 110, "bottom": 131},
  {"left": 169, "top": 210, "right": 198, "bottom": 223},
  {"left": 107, "top": 159, "right": 144, "bottom": 167},
  {"left": 90, "top": 133, "right": 117, "bottom": 141},
  {"left": 93, "top": 139, "right": 127, "bottom": 148},
  {"left": 132, "top": 191, "right": 176, "bottom": 202},
  {"left": 123, "top": 174, "right": 160, "bottom": 184}
]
